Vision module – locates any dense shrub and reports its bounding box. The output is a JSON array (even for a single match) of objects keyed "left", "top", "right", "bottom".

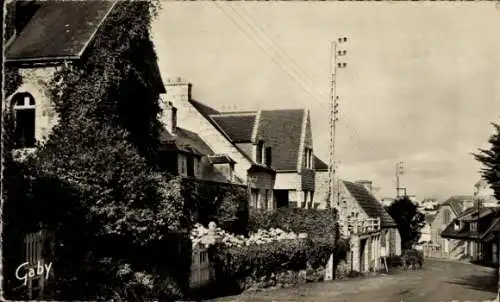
[
  {"left": 401, "top": 249, "right": 424, "bottom": 268},
  {"left": 209, "top": 239, "right": 309, "bottom": 293},
  {"left": 248, "top": 208, "right": 339, "bottom": 240},
  {"left": 208, "top": 235, "right": 339, "bottom": 294},
  {"left": 182, "top": 178, "right": 248, "bottom": 235}
]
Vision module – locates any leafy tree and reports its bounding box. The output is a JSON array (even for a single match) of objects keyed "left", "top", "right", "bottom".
[
  {"left": 386, "top": 196, "right": 426, "bottom": 250},
  {"left": 474, "top": 122, "right": 500, "bottom": 201}
]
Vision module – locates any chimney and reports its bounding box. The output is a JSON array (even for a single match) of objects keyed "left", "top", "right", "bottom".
[
  {"left": 162, "top": 101, "right": 177, "bottom": 133},
  {"left": 356, "top": 180, "right": 373, "bottom": 193},
  {"left": 165, "top": 77, "right": 192, "bottom": 103}
]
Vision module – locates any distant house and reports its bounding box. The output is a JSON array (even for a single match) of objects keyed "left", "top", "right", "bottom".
[
  {"left": 163, "top": 79, "right": 277, "bottom": 209},
  {"left": 158, "top": 101, "right": 240, "bottom": 183},
  {"left": 441, "top": 206, "right": 500, "bottom": 264},
  {"left": 419, "top": 214, "right": 435, "bottom": 243},
  {"left": 430, "top": 196, "right": 478, "bottom": 259},
  {"left": 336, "top": 180, "right": 401, "bottom": 272}
]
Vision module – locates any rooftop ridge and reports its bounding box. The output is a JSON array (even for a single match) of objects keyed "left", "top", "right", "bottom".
[{"left": 210, "top": 111, "right": 257, "bottom": 116}]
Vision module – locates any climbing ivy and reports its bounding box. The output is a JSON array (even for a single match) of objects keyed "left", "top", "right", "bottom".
[{"left": 3, "top": 1, "right": 190, "bottom": 300}]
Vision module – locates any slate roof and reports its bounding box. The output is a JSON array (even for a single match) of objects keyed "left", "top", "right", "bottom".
[
  {"left": 6, "top": 1, "right": 117, "bottom": 62},
  {"left": 210, "top": 113, "right": 256, "bottom": 143},
  {"left": 257, "top": 109, "right": 305, "bottom": 171},
  {"left": 314, "top": 156, "right": 329, "bottom": 171},
  {"left": 187, "top": 99, "right": 308, "bottom": 171},
  {"left": 159, "top": 127, "right": 214, "bottom": 156},
  {"left": 189, "top": 99, "right": 220, "bottom": 117},
  {"left": 207, "top": 154, "right": 236, "bottom": 165},
  {"left": 441, "top": 207, "right": 500, "bottom": 241},
  {"left": 440, "top": 196, "right": 475, "bottom": 216},
  {"left": 343, "top": 180, "right": 397, "bottom": 228}
]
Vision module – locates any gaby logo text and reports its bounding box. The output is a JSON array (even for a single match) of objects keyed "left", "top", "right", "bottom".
[{"left": 15, "top": 261, "right": 52, "bottom": 286}]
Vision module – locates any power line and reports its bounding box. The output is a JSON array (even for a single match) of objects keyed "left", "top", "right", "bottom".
[
  {"left": 215, "top": 1, "right": 374, "bottom": 162},
  {"left": 230, "top": 4, "right": 375, "bottom": 155}
]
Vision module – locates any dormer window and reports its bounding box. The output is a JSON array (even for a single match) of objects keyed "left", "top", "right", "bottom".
[{"left": 12, "top": 93, "right": 36, "bottom": 149}]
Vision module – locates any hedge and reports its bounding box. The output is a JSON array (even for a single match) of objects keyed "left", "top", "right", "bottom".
[
  {"left": 207, "top": 236, "right": 337, "bottom": 295},
  {"left": 248, "top": 207, "right": 339, "bottom": 240}
]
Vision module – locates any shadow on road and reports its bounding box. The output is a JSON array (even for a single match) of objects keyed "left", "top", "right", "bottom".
[{"left": 446, "top": 270, "right": 498, "bottom": 294}]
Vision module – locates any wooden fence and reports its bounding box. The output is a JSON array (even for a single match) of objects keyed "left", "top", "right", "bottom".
[
  {"left": 24, "top": 229, "right": 54, "bottom": 300},
  {"left": 190, "top": 245, "right": 213, "bottom": 288}
]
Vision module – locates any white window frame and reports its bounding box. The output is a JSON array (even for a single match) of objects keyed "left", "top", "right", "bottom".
[{"left": 13, "top": 94, "right": 36, "bottom": 149}]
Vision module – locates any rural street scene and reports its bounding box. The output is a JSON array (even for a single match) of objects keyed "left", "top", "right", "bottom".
[{"left": 3, "top": 1, "right": 500, "bottom": 301}]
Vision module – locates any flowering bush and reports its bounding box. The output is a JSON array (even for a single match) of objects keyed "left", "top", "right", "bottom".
[{"left": 190, "top": 222, "right": 305, "bottom": 248}]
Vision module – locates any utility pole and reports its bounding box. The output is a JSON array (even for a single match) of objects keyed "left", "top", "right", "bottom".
[
  {"left": 328, "top": 36, "right": 348, "bottom": 210},
  {"left": 396, "top": 161, "right": 404, "bottom": 198}
]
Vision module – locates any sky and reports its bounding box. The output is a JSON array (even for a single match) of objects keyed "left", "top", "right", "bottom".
[{"left": 151, "top": 2, "right": 500, "bottom": 201}]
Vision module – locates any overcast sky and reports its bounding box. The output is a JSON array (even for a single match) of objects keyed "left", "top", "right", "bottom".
[{"left": 151, "top": 2, "right": 500, "bottom": 200}]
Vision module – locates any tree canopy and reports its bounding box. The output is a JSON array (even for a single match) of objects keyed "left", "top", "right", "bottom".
[
  {"left": 474, "top": 122, "right": 500, "bottom": 201},
  {"left": 386, "top": 196, "right": 426, "bottom": 250}
]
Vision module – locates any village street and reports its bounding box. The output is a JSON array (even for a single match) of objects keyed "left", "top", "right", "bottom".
[{"left": 215, "top": 259, "right": 498, "bottom": 302}]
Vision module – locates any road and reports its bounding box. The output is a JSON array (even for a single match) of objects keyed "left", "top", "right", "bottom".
[{"left": 214, "top": 259, "right": 498, "bottom": 302}]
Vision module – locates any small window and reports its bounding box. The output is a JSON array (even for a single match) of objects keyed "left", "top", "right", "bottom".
[
  {"left": 12, "top": 93, "right": 36, "bottom": 148},
  {"left": 265, "top": 147, "right": 272, "bottom": 167},
  {"left": 251, "top": 189, "right": 259, "bottom": 208},
  {"left": 178, "top": 154, "right": 187, "bottom": 176},
  {"left": 193, "top": 157, "right": 200, "bottom": 178},
  {"left": 256, "top": 141, "right": 264, "bottom": 164},
  {"left": 304, "top": 148, "right": 313, "bottom": 169}
]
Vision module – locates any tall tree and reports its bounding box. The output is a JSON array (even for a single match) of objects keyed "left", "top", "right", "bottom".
[
  {"left": 474, "top": 122, "right": 500, "bottom": 201},
  {"left": 386, "top": 196, "right": 426, "bottom": 250}
]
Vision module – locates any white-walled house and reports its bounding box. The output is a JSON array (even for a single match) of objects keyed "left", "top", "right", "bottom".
[
  {"left": 163, "top": 78, "right": 330, "bottom": 210},
  {"left": 163, "top": 78, "right": 277, "bottom": 209}
]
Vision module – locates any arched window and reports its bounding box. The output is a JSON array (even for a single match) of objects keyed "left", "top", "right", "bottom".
[{"left": 12, "top": 92, "right": 36, "bottom": 148}]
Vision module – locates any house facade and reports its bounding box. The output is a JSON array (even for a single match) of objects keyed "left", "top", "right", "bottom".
[
  {"left": 430, "top": 196, "right": 472, "bottom": 259},
  {"left": 419, "top": 214, "right": 434, "bottom": 244},
  {"left": 441, "top": 206, "right": 500, "bottom": 264},
  {"left": 337, "top": 180, "right": 401, "bottom": 273},
  {"left": 5, "top": 1, "right": 121, "bottom": 154},
  {"left": 162, "top": 79, "right": 276, "bottom": 210}
]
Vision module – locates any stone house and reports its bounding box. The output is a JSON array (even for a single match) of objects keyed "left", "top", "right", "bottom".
[
  {"left": 430, "top": 196, "right": 475, "bottom": 259},
  {"left": 5, "top": 0, "right": 166, "bottom": 153},
  {"left": 162, "top": 79, "right": 276, "bottom": 210},
  {"left": 3, "top": 1, "right": 166, "bottom": 298},
  {"left": 5, "top": 1, "right": 119, "bottom": 151},
  {"left": 337, "top": 180, "right": 401, "bottom": 273}
]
